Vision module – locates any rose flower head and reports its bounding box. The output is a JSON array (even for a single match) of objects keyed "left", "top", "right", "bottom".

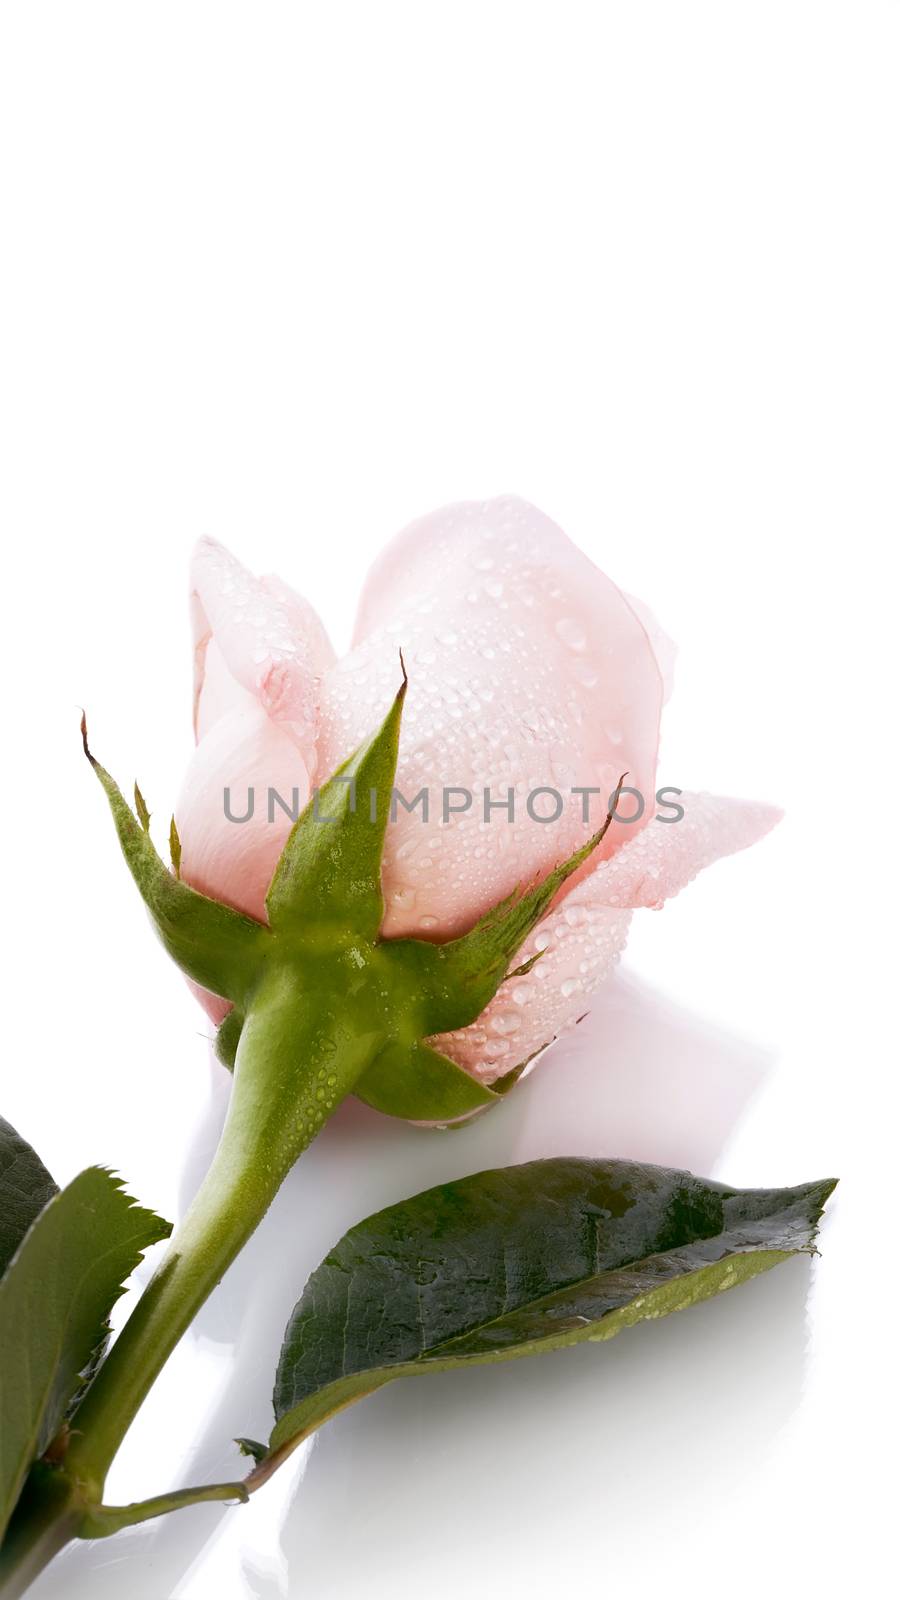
[{"left": 175, "top": 497, "right": 778, "bottom": 1095}]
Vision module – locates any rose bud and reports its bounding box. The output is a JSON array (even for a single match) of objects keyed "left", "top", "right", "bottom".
[{"left": 174, "top": 496, "right": 779, "bottom": 1097}]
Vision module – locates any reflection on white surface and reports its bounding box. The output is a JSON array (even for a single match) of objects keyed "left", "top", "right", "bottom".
[{"left": 30, "top": 973, "right": 809, "bottom": 1600}]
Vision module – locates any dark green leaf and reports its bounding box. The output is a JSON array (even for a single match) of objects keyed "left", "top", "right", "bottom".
[
  {"left": 82, "top": 717, "right": 269, "bottom": 1007},
  {"left": 265, "top": 674, "right": 406, "bottom": 940},
  {"left": 0, "top": 1120, "right": 58, "bottom": 1281},
  {"left": 255, "top": 1158, "right": 835, "bottom": 1480},
  {"left": 0, "top": 1167, "right": 171, "bottom": 1539},
  {"left": 355, "top": 1039, "right": 499, "bottom": 1122}
]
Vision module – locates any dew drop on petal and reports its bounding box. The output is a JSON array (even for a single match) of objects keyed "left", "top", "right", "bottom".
[
  {"left": 491, "top": 1011, "right": 523, "bottom": 1035},
  {"left": 555, "top": 617, "right": 588, "bottom": 652}
]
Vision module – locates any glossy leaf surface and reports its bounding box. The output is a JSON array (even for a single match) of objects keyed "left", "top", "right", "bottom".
[{"left": 259, "top": 1158, "right": 835, "bottom": 1475}]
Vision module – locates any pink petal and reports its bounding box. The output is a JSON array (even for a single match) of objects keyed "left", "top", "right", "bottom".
[
  {"left": 176, "top": 701, "right": 312, "bottom": 922},
  {"left": 188, "top": 981, "right": 232, "bottom": 1028},
  {"left": 433, "top": 907, "right": 633, "bottom": 1083},
  {"left": 583, "top": 789, "right": 783, "bottom": 909},
  {"left": 624, "top": 591, "right": 677, "bottom": 704},
  {"left": 191, "top": 538, "right": 335, "bottom": 771},
  {"left": 435, "top": 790, "right": 780, "bottom": 1082},
  {"left": 319, "top": 496, "right": 664, "bottom": 938}
]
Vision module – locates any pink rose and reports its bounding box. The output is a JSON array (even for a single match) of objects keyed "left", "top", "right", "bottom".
[{"left": 177, "top": 496, "right": 778, "bottom": 1084}]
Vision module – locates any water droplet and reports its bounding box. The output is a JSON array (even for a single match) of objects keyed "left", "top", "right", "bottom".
[
  {"left": 419, "top": 913, "right": 438, "bottom": 930},
  {"left": 555, "top": 617, "right": 587, "bottom": 652},
  {"left": 574, "top": 660, "right": 599, "bottom": 688},
  {"left": 561, "top": 978, "right": 581, "bottom": 999},
  {"left": 491, "top": 1011, "right": 523, "bottom": 1035}
]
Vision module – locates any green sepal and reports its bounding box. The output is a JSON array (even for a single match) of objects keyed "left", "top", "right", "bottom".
[
  {"left": 219, "top": 1013, "right": 502, "bottom": 1124},
  {"left": 215, "top": 1008, "right": 244, "bottom": 1071},
  {"left": 386, "top": 779, "right": 624, "bottom": 1038},
  {"left": 265, "top": 671, "right": 407, "bottom": 941},
  {"left": 0, "top": 1166, "right": 171, "bottom": 1540},
  {"left": 355, "top": 1039, "right": 499, "bottom": 1122},
  {"left": 245, "top": 1159, "right": 836, "bottom": 1488},
  {"left": 169, "top": 816, "right": 182, "bottom": 878},
  {"left": 82, "top": 717, "right": 270, "bottom": 1008},
  {"left": 84, "top": 688, "right": 617, "bottom": 1126},
  {"left": 345, "top": 779, "right": 624, "bottom": 1118},
  {"left": 133, "top": 783, "right": 151, "bottom": 835}
]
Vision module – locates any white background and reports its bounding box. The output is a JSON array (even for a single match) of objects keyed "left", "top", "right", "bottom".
[{"left": 1, "top": 4, "right": 898, "bottom": 1598}]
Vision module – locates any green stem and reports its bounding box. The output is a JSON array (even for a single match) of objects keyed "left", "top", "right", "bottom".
[
  {"left": 80, "top": 1480, "right": 249, "bottom": 1539},
  {"left": 65, "top": 963, "right": 378, "bottom": 1498},
  {"left": 0, "top": 1472, "right": 250, "bottom": 1594},
  {"left": 0, "top": 1470, "right": 80, "bottom": 1600}
]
